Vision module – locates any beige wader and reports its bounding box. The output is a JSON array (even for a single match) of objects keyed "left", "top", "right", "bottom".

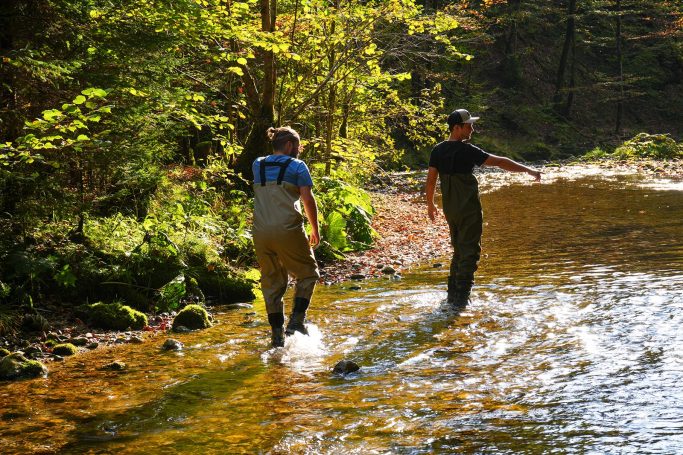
[{"left": 253, "top": 159, "right": 319, "bottom": 316}]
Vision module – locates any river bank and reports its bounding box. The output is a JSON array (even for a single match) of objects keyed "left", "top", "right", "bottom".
[{"left": 1, "top": 158, "right": 681, "bottom": 371}]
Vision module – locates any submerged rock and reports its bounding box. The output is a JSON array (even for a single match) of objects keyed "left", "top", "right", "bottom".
[
  {"left": 332, "top": 360, "right": 361, "bottom": 375},
  {"left": 69, "top": 337, "right": 89, "bottom": 347},
  {"left": 349, "top": 274, "right": 366, "bottom": 280},
  {"left": 224, "top": 303, "right": 253, "bottom": 310},
  {"left": 101, "top": 361, "right": 126, "bottom": 371},
  {"left": 162, "top": 339, "right": 183, "bottom": 351},
  {"left": 172, "top": 304, "right": 211, "bottom": 331},
  {"left": 0, "top": 353, "right": 48, "bottom": 380}
]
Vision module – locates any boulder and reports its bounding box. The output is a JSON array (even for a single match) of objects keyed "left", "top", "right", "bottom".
[
  {"left": 77, "top": 302, "right": 148, "bottom": 331},
  {"left": 172, "top": 304, "right": 211, "bottom": 331},
  {"left": 0, "top": 353, "right": 48, "bottom": 380},
  {"left": 381, "top": 266, "right": 396, "bottom": 275}
]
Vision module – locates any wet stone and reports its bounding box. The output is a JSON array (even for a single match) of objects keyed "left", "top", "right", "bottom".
[
  {"left": 349, "top": 274, "right": 366, "bottom": 280},
  {"left": 432, "top": 263, "right": 443, "bottom": 268},
  {"left": 381, "top": 266, "right": 396, "bottom": 275},
  {"left": 162, "top": 339, "right": 183, "bottom": 351},
  {"left": 224, "top": 303, "right": 253, "bottom": 310},
  {"left": 173, "top": 325, "right": 191, "bottom": 333},
  {"left": 102, "top": 361, "right": 126, "bottom": 371},
  {"left": 129, "top": 336, "right": 144, "bottom": 344},
  {"left": 52, "top": 355, "right": 64, "bottom": 362},
  {"left": 69, "top": 337, "right": 89, "bottom": 347},
  {"left": 24, "top": 346, "right": 43, "bottom": 359},
  {"left": 86, "top": 342, "right": 99, "bottom": 350},
  {"left": 333, "top": 360, "right": 361, "bottom": 375}
]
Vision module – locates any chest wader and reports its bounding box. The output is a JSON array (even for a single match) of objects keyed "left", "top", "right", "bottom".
[
  {"left": 253, "top": 158, "right": 320, "bottom": 347},
  {"left": 440, "top": 173, "right": 483, "bottom": 307}
]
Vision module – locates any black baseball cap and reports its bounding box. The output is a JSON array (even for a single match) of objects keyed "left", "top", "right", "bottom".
[{"left": 447, "top": 109, "right": 480, "bottom": 129}]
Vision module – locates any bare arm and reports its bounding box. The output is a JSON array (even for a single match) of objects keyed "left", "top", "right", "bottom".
[
  {"left": 299, "top": 186, "right": 320, "bottom": 247},
  {"left": 483, "top": 154, "right": 541, "bottom": 181},
  {"left": 426, "top": 166, "right": 440, "bottom": 222}
]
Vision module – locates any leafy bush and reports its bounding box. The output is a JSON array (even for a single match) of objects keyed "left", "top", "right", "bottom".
[
  {"left": 613, "top": 133, "right": 683, "bottom": 159},
  {"left": 315, "top": 178, "right": 377, "bottom": 259}
]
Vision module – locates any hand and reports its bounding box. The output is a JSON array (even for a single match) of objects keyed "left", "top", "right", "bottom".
[
  {"left": 428, "top": 203, "right": 438, "bottom": 222},
  {"left": 529, "top": 170, "right": 541, "bottom": 181},
  {"left": 309, "top": 229, "right": 320, "bottom": 249}
]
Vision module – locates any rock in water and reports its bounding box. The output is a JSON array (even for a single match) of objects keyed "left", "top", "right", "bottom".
[
  {"left": 0, "top": 353, "right": 48, "bottom": 380},
  {"left": 162, "top": 339, "right": 184, "bottom": 351},
  {"left": 332, "top": 360, "right": 360, "bottom": 375},
  {"left": 102, "top": 361, "right": 126, "bottom": 371}
]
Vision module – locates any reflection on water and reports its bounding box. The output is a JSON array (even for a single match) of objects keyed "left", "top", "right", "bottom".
[{"left": 1, "top": 175, "right": 682, "bottom": 454}]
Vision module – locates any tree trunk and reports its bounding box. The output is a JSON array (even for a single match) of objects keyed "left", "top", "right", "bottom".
[
  {"left": 553, "top": 0, "right": 576, "bottom": 112},
  {"left": 615, "top": 0, "right": 624, "bottom": 134},
  {"left": 235, "top": 0, "right": 277, "bottom": 177},
  {"left": 323, "top": 5, "right": 338, "bottom": 176}
]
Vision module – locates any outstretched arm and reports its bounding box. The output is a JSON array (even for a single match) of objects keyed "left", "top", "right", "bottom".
[
  {"left": 299, "top": 186, "right": 320, "bottom": 247},
  {"left": 483, "top": 154, "right": 541, "bottom": 181},
  {"left": 426, "top": 166, "right": 440, "bottom": 222}
]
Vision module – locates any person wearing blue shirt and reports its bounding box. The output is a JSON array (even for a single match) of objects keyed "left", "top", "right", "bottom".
[{"left": 252, "top": 126, "right": 320, "bottom": 347}]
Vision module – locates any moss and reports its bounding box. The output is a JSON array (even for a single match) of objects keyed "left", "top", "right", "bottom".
[
  {"left": 52, "top": 343, "right": 77, "bottom": 356},
  {"left": 0, "top": 353, "right": 48, "bottom": 380},
  {"left": 172, "top": 304, "right": 211, "bottom": 331},
  {"left": 194, "top": 269, "right": 255, "bottom": 304},
  {"left": 0, "top": 347, "right": 10, "bottom": 358},
  {"left": 77, "top": 302, "right": 148, "bottom": 331},
  {"left": 44, "top": 339, "right": 58, "bottom": 348}
]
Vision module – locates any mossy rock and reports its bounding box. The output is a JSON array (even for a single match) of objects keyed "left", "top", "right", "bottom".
[
  {"left": 77, "top": 302, "right": 148, "bottom": 331},
  {"left": 52, "top": 343, "right": 77, "bottom": 356},
  {"left": 0, "top": 347, "right": 10, "bottom": 358},
  {"left": 0, "top": 353, "right": 48, "bottom": 380},
  {"left": 172, "top": 304, "right": 211, "bottom": 331}
]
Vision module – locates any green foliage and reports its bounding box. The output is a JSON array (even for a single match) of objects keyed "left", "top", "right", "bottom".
[
  {"left": 158, "top": 274, "right": 187, "bottom": 313},
  {"left": 315, "top": 178, "right": 376, "bottom": 257},
  {"left": 77, "top": 302, "right": 148, "bottom": 331},
  {"left": 0, "top": 348, "right": 9, "bottom": 358},
  {"left": 52, "top": 343, "right": 78, "bottom": 356},
  {"left": 172, "top": 304, "right": 211, "bottom": 330},
  {"left": 613, "top": 133, "right": 683, "bottom": 160}
]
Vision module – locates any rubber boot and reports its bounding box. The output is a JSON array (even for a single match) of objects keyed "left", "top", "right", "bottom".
[
  {"left": 268, "top": 312, "right": 285, "bottom": 347},
  {"left": 286, "top": 297, "right": 310, "bottom": 336},
  {"left": 446, "top": 276, "right": 458, "bottom": 304},
  {"left": 453, "top": 280, "right": 473, "bottom": 308}
]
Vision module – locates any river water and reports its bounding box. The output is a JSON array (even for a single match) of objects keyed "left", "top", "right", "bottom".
[{"left": 1, "top": 173, "right": 682, "bottom": 454}]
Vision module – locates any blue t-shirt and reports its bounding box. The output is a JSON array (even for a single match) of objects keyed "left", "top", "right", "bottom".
[{"left": 252, "top": 155, "right": 314, "bottom": 187}]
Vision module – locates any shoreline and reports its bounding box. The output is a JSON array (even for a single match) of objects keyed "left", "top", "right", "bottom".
[{"left": 1, "top": 159, "right": 681, "bottom": 369}]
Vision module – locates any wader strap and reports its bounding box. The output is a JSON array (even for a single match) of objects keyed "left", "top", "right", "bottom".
[{"left": 259, "top": 157, "right": 294, "bottom": 186}]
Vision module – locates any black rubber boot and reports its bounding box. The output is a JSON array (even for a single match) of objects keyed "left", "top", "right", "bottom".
[
  {"left": 453, "top": 280, "right": 473, "bottom": 308},
  {"left": 286, "top": 297, "right": 310, "bottom": 336},
  {"left": 268, "top": 312, "right": 285, "bottom": 347},
  {"left": 446, "top": 276, "right": 458, "bottom": 304}
]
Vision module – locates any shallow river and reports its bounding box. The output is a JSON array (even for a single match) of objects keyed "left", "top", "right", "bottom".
[{"left": 1, "top": 173, "right": 682, "bottom": 454}]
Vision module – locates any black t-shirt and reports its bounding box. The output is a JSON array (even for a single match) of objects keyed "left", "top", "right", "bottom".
[{"left": 428, "top": 141, "right": 490, "bottom": 174}]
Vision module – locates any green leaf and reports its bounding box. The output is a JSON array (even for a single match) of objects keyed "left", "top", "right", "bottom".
[
  {"left": 237, "top": 57, "right": 247, "bottom": 65},
  {"left": 228, "top": 67, "right": 244, "bottom": 76},
  {"left": 76, "top": 134, "right": 90, "bottom": 141},
  {"left": 82, "top": 88, "right": 107, "bottom": 98},
  {"left": 73, "top": 95, "right": 86, "bottom": 105}
]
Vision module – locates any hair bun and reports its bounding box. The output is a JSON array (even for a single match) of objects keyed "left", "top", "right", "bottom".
[{"left": 266, "top": 127, "right": 276, "bottom": 141}]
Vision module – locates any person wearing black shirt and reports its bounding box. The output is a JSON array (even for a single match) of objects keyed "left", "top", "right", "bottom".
[{"left": 426, "top": 109, "right": 541, "bottom": 307}]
